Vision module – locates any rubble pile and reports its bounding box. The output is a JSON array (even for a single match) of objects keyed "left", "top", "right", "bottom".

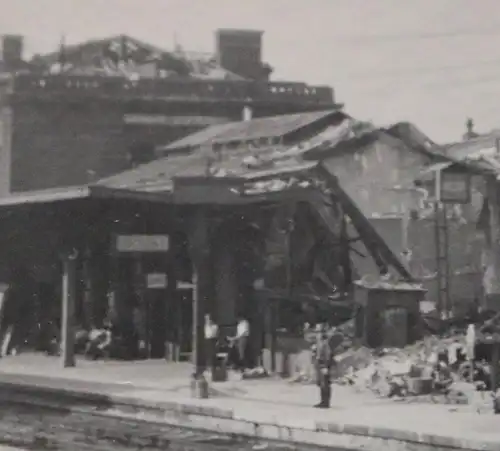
[
  {"left": 332, "top": 332, "right": 494, "bottom": 408},
  {"left": 290, "top": 307, "right": 500, "bottom": 410},
  {"left": 330, "top": 318, "right": 355, "bottom": 353}
]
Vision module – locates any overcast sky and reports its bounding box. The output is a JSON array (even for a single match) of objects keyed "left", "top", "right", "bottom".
[{"left": 1, "top": 0, "right": 500, "bottom": 142}]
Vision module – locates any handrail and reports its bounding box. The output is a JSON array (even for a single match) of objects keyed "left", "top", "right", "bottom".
[{"left": 7, "top": 73, "right": 334, "bottom": 104}]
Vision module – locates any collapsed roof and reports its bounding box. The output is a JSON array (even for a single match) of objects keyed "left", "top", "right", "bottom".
[
  {"left": 30, "top": 35, "right": 243, "bottom": 80},
  {"left": 97, "top": 109, "right": 415, "bottom": 282}
]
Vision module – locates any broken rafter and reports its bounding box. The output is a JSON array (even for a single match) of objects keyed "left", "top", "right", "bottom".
[
  {"left": 314, "top": 164, "right": 413, "bottom": 281},
  {"left": 308, "top": 184, "right": 388, "bottom": 274}
]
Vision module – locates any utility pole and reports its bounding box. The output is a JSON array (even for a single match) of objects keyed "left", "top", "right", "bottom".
[
  {"left": 281, "top": 202, "right": 295, "bottom": 378},
  {"left": 487, "top": 174, "right": 500, "bottom": 309},
  {"left": 433, "top": 169, "right": 451, "bottom": 318}
]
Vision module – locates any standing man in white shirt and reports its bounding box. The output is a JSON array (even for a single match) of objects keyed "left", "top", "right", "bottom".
[
  {"left": 204, "top": 314, "right": 219, "bottom": 374},
  {"left": 234, "top": 316, "right": 250, "bottom": 371}
]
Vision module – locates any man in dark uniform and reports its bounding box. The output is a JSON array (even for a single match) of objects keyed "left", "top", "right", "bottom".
[{"left": 314, "top": 325, "right": 335, "bottom": 408}]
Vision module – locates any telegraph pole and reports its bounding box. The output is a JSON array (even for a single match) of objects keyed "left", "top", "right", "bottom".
[{"left": 487, "top": 173, "right": 500, "bottom": 308}]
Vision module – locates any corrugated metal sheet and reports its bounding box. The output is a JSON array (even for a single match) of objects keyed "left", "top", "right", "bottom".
[
  {"left": 159, "top": 109, "right": 340, "bottom": 152},
  {"left": 97, "top": 152, "right": 212, "bottom": 192}
]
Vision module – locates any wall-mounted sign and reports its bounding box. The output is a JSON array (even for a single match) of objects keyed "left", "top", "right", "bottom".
[
  {"left": 146, "top": 273, "right": 168, "bottom": 289},
  {"left": 115, "top": 235, "right": 169, "bottom": 253},
  {"left": 176, "top": 281, "right": 195, "bottom": 289},
  {"left": 124, "top": 114, "right": 230, "bottom": 126}
]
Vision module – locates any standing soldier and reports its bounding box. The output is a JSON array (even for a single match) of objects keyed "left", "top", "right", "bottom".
[{"left": 314, "top": 325, "right": 335, "bottom": 408}]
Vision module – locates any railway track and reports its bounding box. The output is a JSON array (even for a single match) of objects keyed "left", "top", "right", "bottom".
[{"left": 0, "top": 400, "right": 333, "bottom": 451}]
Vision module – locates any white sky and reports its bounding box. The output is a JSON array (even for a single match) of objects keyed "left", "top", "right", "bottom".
[{"left": 1, "top": 0, "right": 500, "bottom": 142}]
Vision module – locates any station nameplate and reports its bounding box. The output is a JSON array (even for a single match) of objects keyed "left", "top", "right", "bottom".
[{"left": 115, "top": 235, "right": 169, "bottom": 253}]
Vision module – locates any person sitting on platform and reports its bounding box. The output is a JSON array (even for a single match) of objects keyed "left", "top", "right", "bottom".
[{"left": 85, "top": 322, "right": 112, "bottom": 360}]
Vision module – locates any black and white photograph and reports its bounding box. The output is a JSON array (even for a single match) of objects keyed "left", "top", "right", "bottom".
[{"left": 0, "top": 0, "right": 497, "bottom": 449}]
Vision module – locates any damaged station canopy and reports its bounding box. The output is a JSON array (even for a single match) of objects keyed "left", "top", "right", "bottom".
[{"left": 97, "top": 109, "right": 413, "bottom": 305}]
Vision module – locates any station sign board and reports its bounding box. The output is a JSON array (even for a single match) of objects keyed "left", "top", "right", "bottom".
[
  {"left": 417, "top": 167, "right": 471, "bottom": 205},
  {"left": 440, "top": 171, "right": 471, "bottom": 204},
  {"left": 115, "top": 235, "right": 169, "bottom": 253}
]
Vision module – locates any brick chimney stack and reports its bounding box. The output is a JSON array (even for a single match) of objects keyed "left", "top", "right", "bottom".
[
  {"left": 0, "top": 35, "right": 24, "bottom": 65},
  {"left": 215, "top": 29, "right": 272, "bottom": 81}
]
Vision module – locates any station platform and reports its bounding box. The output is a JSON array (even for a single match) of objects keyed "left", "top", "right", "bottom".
[{"left": 0, "top": 354, "right": 498, "bottom": 451}]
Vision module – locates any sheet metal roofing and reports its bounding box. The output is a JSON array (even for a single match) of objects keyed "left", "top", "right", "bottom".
[
  {"left": 419, "top": 136, "right": 500, "bottom": 179},
  {"left": 158, "top": 109, "right": 341, "bottom": 152},
  {"left": 100, "top": 113, "right": 439, "bottom": 194},
  {"left": 99, "top": 111, "right": 353, "bottom": 192}
]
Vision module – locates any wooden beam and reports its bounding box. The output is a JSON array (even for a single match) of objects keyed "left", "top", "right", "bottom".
[
  {"left": 186, "top": 208, "right": 211, "bottom": 386},
  {"left": 315, "top": 165, "right": 412, "bottom": 280},
  {"left": 61, "top": 249, "right": 78, "bottom": 368}
]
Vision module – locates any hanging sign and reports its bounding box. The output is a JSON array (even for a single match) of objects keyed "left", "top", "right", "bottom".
[
  {"left": 440, "top": 171, "right": 471, "bottom": 204},
  {"left": 176, "top": 281, "right": 195, "bottom": 289}
]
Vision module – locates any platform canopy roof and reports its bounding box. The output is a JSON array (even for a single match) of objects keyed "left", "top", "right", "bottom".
[{"left": 0, "top": 184, "right": 171, "bottom": 208}]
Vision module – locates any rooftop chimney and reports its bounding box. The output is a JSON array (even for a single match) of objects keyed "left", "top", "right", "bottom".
[
  {"left": 215, "top": 29, "right": 271, "bottom": 80},
  {"left": 0, "top": 35, "right": 24, "bottom": 65}
]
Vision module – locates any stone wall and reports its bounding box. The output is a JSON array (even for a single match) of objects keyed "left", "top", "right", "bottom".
[{"left": 324, "top": 137, "right": 431, "bottom": 217}]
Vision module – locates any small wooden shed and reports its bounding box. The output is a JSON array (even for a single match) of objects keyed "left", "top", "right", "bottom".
[{"left": 354, "top": 280, "right": 426, "bottom": 348}]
